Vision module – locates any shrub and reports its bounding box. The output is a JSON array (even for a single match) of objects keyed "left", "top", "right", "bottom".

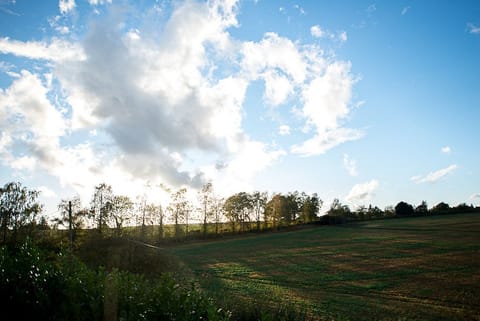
[{"left": 0, "top": 240, "right": 230, "bottom": 321}]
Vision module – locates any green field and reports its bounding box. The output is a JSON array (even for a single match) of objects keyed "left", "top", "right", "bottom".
[{"left": 170, "top": 213, "right": 480, "bottom": 320}]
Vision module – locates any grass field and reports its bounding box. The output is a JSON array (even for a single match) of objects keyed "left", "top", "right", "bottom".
[{"left": 169, "top": 213, "right": 480, "bottom": 320}]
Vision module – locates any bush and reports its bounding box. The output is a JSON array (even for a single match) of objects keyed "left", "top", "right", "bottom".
[{"left": 0, "top": 240, "right": 230, "bottom": 321}]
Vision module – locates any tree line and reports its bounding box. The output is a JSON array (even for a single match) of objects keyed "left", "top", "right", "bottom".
[{"left": 1, "top": 180, "right": 479, "bottom": 244}]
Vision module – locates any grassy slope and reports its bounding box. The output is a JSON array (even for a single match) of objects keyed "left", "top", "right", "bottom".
[{"left": 170, "top": 214, "right": 480, "bottom": 320}]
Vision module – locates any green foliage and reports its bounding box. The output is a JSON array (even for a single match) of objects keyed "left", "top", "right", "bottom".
[{"left": 0, "top": 240, "right": 230, "bottom": 321}]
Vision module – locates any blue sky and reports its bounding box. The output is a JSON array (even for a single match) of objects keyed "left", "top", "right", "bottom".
[{"left": 0, "top": 0, "right": 479, "bottom": 218}]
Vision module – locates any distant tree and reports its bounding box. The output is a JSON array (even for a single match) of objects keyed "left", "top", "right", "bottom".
[
  {"left": 415, "top": 201, "right": 428, "bottom": 215},
  {"left": 367, "top": 204, "right": 384, "bottom": 219},
  {"left": 169, "top": 188, "right": 188, "bottom": 239},
  {"left": 199, "top": 182, "right": 214, "bottom": 238},
  {"left": 356, "top": 205, "right": 368, "bottom": 220},
  {"left": 90, "top": 183, "right": 114, "bottom": 234},
  {"left": 0, "top": 182, "right": 42, "bottom": 243},
  {"left": 265, "top": 194, "right": 287, "bottom": 229},
  {"left": 110, "top": 195, "right": 133, "bottom": 236},
  {"left": 395, "top": 201, "right": 414, "bottom": 217},
  {"left": 452, "top": 203, "right": 474, "bottom": 213},
  {"left": 212, "top": 196, "right": 224, "bottom": 235},
  {"left": 431, "top": 202, "right": 450, "bottom": 214},
  {"left": 284, "top": 191, "right": 301, "bottom": 223},
  {"left": 251, "top": 191, "right": 268, "bottom": 230},
  {"left": 224, "top": 193, "right": 252, "bottom": 232},
  {"left": 384, "top": 206, "right": 395, "bottom": 217},
  {"left": 299, "top": 193, "right": 321, "bottom": 223},
  {"left": 55, "top": 196, "right": 89, "bottom": 243},
  {"left": 327, "top": 199, "right": 350, "bottom": 224}
]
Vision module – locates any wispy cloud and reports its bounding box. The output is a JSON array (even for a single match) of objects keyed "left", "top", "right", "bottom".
[
  {"left": 470, "top": 193, "right": 480, "bottom": 200},
  {"left": 343, "top": 154, "right": 357, "bottom": 176},
  {"left": 467, "top": 23, "right": 480, "bottom": 34},
  {"left": 293, "top": 4, "right": 306, "bottom": 15},
  {"left": 401, "top": 6, "right": 410, "bottom": 16},
  {"left": 411, "top": 164, "right": 458, "bottom": 184},
  {"left": 366, "top": 4, "right": 376, "bottom": 15},
  {"left": 0, "top": 37, "right": 85, "bottom": 61},
  {"left": 310, "top": 25, "right": 347, "bottom": 43}
]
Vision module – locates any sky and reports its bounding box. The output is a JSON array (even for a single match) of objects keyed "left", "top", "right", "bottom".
[{"left": 0, "top": 0, "right": 479, "bottom": 219}]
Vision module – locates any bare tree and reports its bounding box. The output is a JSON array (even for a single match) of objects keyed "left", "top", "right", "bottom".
[
  {"left": 169, "top": 188, "right": 188, "bottom": 239},
  {"left": 90, "top": 183, "right": 113, "bottom": 234},
  {"left": 198, "top": 182, "right": 214, "bottom": 238}
]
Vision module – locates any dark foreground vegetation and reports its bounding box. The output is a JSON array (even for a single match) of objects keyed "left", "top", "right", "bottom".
[
  {"left": 0, "top": 238, "right": 230, "bottom": 321},
  {"left": 1, "top": 180, "right": 480, "bottom": 320}
]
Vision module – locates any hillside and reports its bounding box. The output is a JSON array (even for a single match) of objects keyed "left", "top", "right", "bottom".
[{"left": 171, "top": 213, "right": 480, "bottom": 320}]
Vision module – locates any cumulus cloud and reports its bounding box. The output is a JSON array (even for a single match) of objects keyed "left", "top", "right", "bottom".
[
  {"left": 346, "top": 179, "right": 378, "bottom": 204},
  {"left": 310, "top": 25, "right": 325, "bottom": 38},
  {"left": 0, "top": 0, "right": 361, "bottom": 199},
  {"left": 59, "top": 0, "right": 76, "bottom": 14},
  {"left": 411, "top": 164, "right": 458, "bottom": 184},
  {"left": 343, "top": 154, "right": 357, "bottom": 176}
]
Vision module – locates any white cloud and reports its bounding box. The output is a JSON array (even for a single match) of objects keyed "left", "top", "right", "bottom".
[
  {"left": 293, "top": 4, "right": 306, "bottom": 15},
  {"left": 343, "top": 154, "right": 357, "bottom": 176},
  {"left": 38, "top": 186, "right": 57, "bottom": 198},
  {"left": 441, "top": 146, "right": 451, "bottom": 154},
  {"left": 291, "top": 128, "right": 363, "bottom": 157},
  {"left": 241, "top": 32, "right": 306, "bottom": 84},
  {"left": 0, "top": 0, "right": 361, "bottom": 202},
  {"left": 310, "top": 25, "right": 324, "bottom": 38},
  {"left": 263, "top": 70, "right": 293, "bottom": 106},
  {"left": 470, "top": 193, "right": 480, "bottom": 200},
  {"left": 411, "top": 164, "right": 458, "bottom": 184},
  {"left": 59, "top": 0, "right": 75, "bottom": 14},
  {"left": 310, "top": 25, "right": 347, "bottom": 43},
  {"left": 278, "top": 125, "right": 291, "bottom": 136},
  {"left": 346, "top": 179, "right": 379, "bottom": 204},
  {"left": 0, "top": 37, "right": 85, "bottom": 62},
  {"left": 401, "top": 6, "right": 410, "bottom": 15},
  {"left": 467, "top": 23, "right": 480, "bottom": 34},
  {"left": 88, "top": 0, "right": 112, "bottom": 5},
  {"left": 301, "top": 61, "right": 353, "bottom": 132}
]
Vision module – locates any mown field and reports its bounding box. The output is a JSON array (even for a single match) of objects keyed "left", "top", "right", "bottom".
[{"left": 170, "top": 213, "right": 480, "bottom": 320}]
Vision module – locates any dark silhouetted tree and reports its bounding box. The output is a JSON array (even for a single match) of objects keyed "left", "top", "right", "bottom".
[
  {"left": 415, "top": 200, "right": 428, "bottom": 215},
  {"left": 110, "top": 195, "right": 133, "bottom": 236},
  {"left": 431, "top": 202, "right": 450, "bottom": 214},
  {"left": 199, "top": 182, "right": 214, "bottom": 238},
  {"left": 395, "top": 201, "right": 414, "bottom": 217},
  {"left": 0, "top": 182, "right": 42, "bottom": 243},
  {"left": 55, "top": 196, "right": 88, "bottom": 244},
  {"left": 90, "top": 183, "right": 113, "bottom": 234}
]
